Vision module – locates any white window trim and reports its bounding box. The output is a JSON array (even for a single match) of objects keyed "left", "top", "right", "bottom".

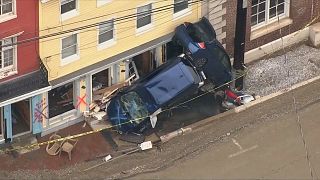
[
  {"left": 135, "top": 2, "right": 154, "bottom": 35},
  {"left": 0, "top": 0, "right": 17, "bottom": 23},
  {"left": 97, "top": 0, "right": 112, "bottom": 7},
  {"left": 60, "top": 0, "right": 79, "bottom": 22},
  {"left": 60, "top": 33, "right": 80, "bottom": 66},
  {"left": 251, "top": 0, "right": 290, "bottom": 31},
  {"left": 97, "top": 18, "right": 116, "bottom": 51},
  {"left": 0, "top": 32, "right": 22, "bottom": 79},
  {"left": 173, "top": 0, "right": 192, "bottom": 20}
]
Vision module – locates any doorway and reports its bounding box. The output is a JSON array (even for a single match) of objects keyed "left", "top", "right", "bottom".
[
  {"left": 11, "top": 99, "right": 31, "bottom": 136},
  {"left": 132, "top": 50, "right": 156, "bottom": 78},
  {"left": 92, "top": 68, "right": 111, "bottom": 94}
]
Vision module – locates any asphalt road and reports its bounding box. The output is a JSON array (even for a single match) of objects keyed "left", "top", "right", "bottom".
[
  {"left": 5, "top": 78, "right": 320, "bottom": 179},
  {"left": 134, "top": 92, "right": 320, "bottom": 179}
]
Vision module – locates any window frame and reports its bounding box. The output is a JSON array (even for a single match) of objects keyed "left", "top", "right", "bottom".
[
  {"left": 96, "top": 0, "right": 112, "bottom": 7},
  {"left": 61, "top": 33, "right": 79, "bottom": 66},
  {"left": 97, "top": 18, "right": 116, "bottom": 50},
  {"left": 251, "top": 0, "right": 290, "bottom": 30},
  {"left": 173, "top": 0, "right": 189, "bottom": 14},
  {"left": 0, "top": 35, "right": 18, "bottom": 79},
  {"left": 0, "top": 0, "right": 16, "bottom": 23},
  {"left": 60, "top": 0, "right": 78, "bottom": 21},
  {"left": 136, "top": 3, "right": 153, "bottom": 34},
  {"left": 173, "top": 0, "right": 192, "bottom": 20}
]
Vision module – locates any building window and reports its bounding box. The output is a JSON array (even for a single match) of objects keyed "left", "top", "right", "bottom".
[
  {"left": 251, "top": 0, "right": 289, "bottom": 28},
  {"left": 0, "top": 37, "right": 16, "bottom": 71},
  {"left": 61, "top": 34, "right": 78, "bottom": 59},
  {"left": 48, "top": 82, "right": 74, "bottom": 118},
  {"left": 174, "top": 0, "right": 189, "bottom": 13},
  {"left": 137, "top": 3, "right": 152, "bottom": 29},
  {"left": 61, "top": 0, "right": 76, "bottom": 15},
  {"left": 98, "top": 19, "right": 114, "bottom": 44},
  {"left": 0, "top": 0, "right": 13, "bottom": 15}
]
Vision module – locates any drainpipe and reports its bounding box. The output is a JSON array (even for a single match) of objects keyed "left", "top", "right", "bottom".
[{"left": 233, "top": 0, "right": 247, "bottom": 90}]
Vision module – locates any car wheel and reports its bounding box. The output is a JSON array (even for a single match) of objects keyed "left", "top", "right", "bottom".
[
  {"left": 200, "top": 79, "right": 216, "bottom": 92},
  {"left": 193, "top": 58, "right": 207, "bottom": 69}
]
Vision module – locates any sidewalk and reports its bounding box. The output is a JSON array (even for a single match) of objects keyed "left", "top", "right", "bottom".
[{"left": 0, "top": 122, "right": 114, "bottom": 171}]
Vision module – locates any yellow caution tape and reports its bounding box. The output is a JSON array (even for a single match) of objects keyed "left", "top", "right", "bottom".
[{"left": 2, "top": 13, "right": 319, "bottom": 153}]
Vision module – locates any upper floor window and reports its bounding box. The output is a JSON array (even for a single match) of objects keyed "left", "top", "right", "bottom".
[
  {"left": 251, "top": 0, "right": 289, "bottom": 28},
  {"left": 62, "top": 34, "right": 78, "bottom": 60},
  {"left": 98, "top": 19, "right": 114, "bottom": 44},
  {"left": 137, "top": 3, "right": 152, "bottom": 29},
  {"left": 0, "top": 0, "right": 13, "bottom": 15},
  {"left": 61, "top": 0, "right": 76, "bottom": 14},
  {"left": 0, "top": 37, "right": 16, "bottom": 72},
  {"left": 174, "top": 0, "right": 189, "bottom": 13}
]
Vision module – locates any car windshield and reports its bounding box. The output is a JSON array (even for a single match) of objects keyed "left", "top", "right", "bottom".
[{"left": 120, "top": 91, "right": 149, "bottom": 124}]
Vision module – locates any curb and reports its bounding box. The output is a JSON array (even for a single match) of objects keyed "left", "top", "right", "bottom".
[{"left": 187, "top": 75, "right": 320, "bottom": 131}]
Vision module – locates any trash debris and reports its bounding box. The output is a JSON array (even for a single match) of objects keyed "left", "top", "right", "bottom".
[
  {"left": 221, "top": 88, "right": 256, "bottom": 110},
  {"left": 104, "top": 154, "right": 112, "bottom": 162},
  {"left": 83, "top": 141, "right": 153, "bottom": 172},
  {"left": 119, "top": 133, "right": 145, "bottom": 144},
  {"left": 160, "top": 128, "right": 192, "bottom": 143},
  {"left": 139, "top": 141, "right": 152, "bottom": 150}
]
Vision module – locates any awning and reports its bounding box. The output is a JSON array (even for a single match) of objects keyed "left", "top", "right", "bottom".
[
  {"left": 0, "top": 70, "right": 51, "bottom": 107},
  {"left": 50, "top": 32, "right": 174, "bottom": 87}
]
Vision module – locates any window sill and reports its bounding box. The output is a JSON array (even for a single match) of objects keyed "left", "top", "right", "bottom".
[
  {"left": 61, "top": 54, "right": 80, "bottom": 66},
  {"left": 172, "top": 8, "right": 192, "bottom": 21},
  {"left": 61, "top": 9, "right": 79, "bottom": 22},
  {"left": 136, "top": 24, "right": 154, "bottom": 36},
  {"left": 0, "top": 69, "right": 17, "bottom": 79},
  {"left": 97, "top": 0, "right": 112, "bottom": 7},
  {"left": 97, "top": 39, "right": 116, "bottom": 51},
  {"left": 250, "top": 18, "right": 293, "bottom": 40},
  {"left": 0, "top": 14, "right": 17, "bottom": 23}
]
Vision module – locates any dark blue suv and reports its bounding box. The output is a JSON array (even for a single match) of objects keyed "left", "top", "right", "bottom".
[{"left": 107, "top": 56, "right": 205, "bottom": 133}]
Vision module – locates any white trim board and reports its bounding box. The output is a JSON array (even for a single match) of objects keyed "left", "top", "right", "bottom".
[
  {"left": 0, "top": 86, "right": 51, "bottom": 107},
  {"left": 245, "top": 27, "right": 310, "bottom": 64}
]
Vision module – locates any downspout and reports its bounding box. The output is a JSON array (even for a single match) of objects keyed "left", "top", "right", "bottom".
[{"left": 311, "top": 0, "right": 314, "bottom": 20}]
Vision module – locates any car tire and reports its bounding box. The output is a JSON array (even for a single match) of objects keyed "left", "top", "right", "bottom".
[
  {"left": 200, "top": 79, "right": 216, "bottom": 92},
  {"left": 193, "top": 58, "right": 207, "bottom": 69}
]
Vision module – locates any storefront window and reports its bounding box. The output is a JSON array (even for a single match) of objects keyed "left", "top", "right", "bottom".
[{"left": 48, "top": 82, "right": 74, "bottom": 118}]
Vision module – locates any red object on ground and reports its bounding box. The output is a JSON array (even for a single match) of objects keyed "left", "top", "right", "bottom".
[{"left": 225, "top": 89, "right": 238, "bottom": 100}]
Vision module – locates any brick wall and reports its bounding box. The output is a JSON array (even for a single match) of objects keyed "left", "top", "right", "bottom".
[{"left": 225, "top": 0, "right": 319, "bottom": 58}]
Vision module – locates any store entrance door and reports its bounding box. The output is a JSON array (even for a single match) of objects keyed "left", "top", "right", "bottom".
[{"left": 11, "top": 99, "right": 31, "bottom": 136}]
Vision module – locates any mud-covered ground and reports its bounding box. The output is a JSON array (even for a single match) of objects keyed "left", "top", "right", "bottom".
[{"left": 1, "top": 44, "right": 320, "bottom": 179}]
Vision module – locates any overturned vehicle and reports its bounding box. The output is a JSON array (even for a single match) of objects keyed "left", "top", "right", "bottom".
[
  {"left": 107, "top": 55, "right": 206, "bottom": 133},
  {"left": 106, "top": 17, "right": 249, "bottom": 133}
]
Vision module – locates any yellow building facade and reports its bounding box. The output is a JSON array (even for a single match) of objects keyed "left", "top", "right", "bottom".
[{"left": 38, "top": 0, "right": 202, "bottom": 135}]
